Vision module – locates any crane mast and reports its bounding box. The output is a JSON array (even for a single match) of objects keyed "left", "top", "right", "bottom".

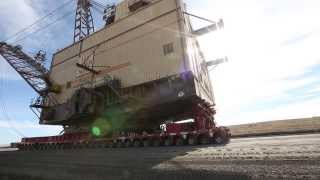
[{"left": 74, "top": 0, "right": 95, "bottom": 42}]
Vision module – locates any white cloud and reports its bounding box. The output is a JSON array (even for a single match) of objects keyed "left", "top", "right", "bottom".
[
  {"left": 0, "top": 119, "right": 62, "bottom": 144},
  {"left": 0, "top": 0, "right": 40, "bottom": 40},
  {"left": 0, "top": 0, "right": 41, "bottom": 80},
  {"left": 185, "top": 0, "right": 320, "bottom": 125},
  {"left": 0, "top": 119, "right": 61, "bottom": 130},
  {"left": 217, "top": 97, "right": 320, "bottom": 126},
  {"left": 0, "top": 1, "right": 73, "bottom": 80},
  {"left": 0, "top": 57, "right": 21, "bottom": 80}
]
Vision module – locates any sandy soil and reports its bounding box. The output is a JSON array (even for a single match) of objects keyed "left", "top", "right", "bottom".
[
  {"left": 0, "top": 133, "right": 319, "bottom": 180},
  {"left": 229, "top": 116, "right": 320, "bottom": 137}
]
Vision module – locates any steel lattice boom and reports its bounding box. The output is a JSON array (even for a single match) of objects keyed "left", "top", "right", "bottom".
[
  {"left": 0, "top": 42, "right": 50, "bottom": 95},
  {"left": 74, "top": 0, "right": 95, "bottom": 42}
]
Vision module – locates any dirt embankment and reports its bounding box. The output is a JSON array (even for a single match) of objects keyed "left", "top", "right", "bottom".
[{"left": 228, "top": 116, "right": 320, "bottom": 137}]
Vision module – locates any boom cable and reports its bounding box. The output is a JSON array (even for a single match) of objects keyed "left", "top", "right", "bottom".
[
  {"left": 0, "top": 62, "right": 26, "bottom": 138},
  {"left": 12, "top": 10, "right": 75, "bottom": 44},
  {"left": 3, "top": 0, "right": 74, "bottom": 43}
]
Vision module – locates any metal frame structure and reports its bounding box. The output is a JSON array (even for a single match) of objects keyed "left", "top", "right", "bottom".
[
  {"left": 0, "top": 42, "right": 50, "bottom": 95},
  {"left": 16, "top": 99, "right": 230, "bottom": 150},
  {"left": 74, "top": 0, "right": 95, "bottom": 42}
]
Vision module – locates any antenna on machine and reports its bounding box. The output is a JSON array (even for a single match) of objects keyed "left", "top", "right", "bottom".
[{"left": 74, "top": 0, "right": 95, "bottom": 43}]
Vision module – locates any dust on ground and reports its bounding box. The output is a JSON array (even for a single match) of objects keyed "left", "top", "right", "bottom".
[{"left": 0, "top": 134, "right": 319, "bottom": 180}]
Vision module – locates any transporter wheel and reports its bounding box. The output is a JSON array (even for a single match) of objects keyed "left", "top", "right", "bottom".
[
  {"left": 47, "top": 144, "right": 52, "bottom": 150},
  {"left": 43, "top": 144, "right": 48, "bottom": 150},
  {"left": 94, "top": 143, "right": 102, "bottom": 149},
  {"left": 200, "top": 136, "right": 210, "bottom": 145},
  {"left": 75, "top": 143, "right": 82, "bottom": 149},
  {"left": 214, "top": 133, "right": 229, "bottom": 145},
  {"left": 46, "top": 144, "right": 52, "bottom": 150},
  {"left": 175, "top": 138, "right": 184, "bottom": 146},
  {"left": 97, "top": 143, "right": 104, "bottom": 148},
  {"left": 116, "top": 142, "right": 124, "bottom": 148},
  {"left": 152, "top": 139, "right": 161, "bottom": 147},
  {"left": 102, "top": 143, "right": 109, "bottom": 148},
  {"left": 60, "top": 144, "right": 65, "bottom": 150},
  {"left": 32, "top": 144, "right": 37, "bottom": 151},
  {"left": 107, "top": 142, "right": 115, "bottom": 148},
  {"left": 33, "top": 143, "right": 39, "bottom": 151},
  {"left": 55, "top": 144, "right": 60, "bottom": 150},
  {"left": 29, "top": 145, "right": 34, "bottom": 151},
  {"left": 87, "top": 143, "right": 93, "bottom": 149},
  {"left": 143, "top": 139, "right": 152, "bottom": 147},
  {"left": 19, "top": 145, "right": 25, "bottom": 151},
  {"left": 133, "top": 140, "right": 141, "bottom": 147},
  {"left": 85, "top": 143, "right": 91, "bottom": 148},
  {"left": 125, "top": 140, "right": 133, "bottom": 148},
  {"left": 164, "top": 138, "right": 173, "bottom": 146},
  {"left": 61, "top": 144, "right": 67, "bottom": 150},
  {"left": 214, "top": 136, "right": 224, "bottom": 144},
  {"left": 214, "top": 128, "right": 229, "bottom": 144},
  {"left": 188, "top": 136, "right": 198, "bottom": 146}
]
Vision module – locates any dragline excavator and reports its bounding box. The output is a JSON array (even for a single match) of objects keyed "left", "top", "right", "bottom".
[{"left": 1, "top": 0, "right": 230, "bottom": 150}]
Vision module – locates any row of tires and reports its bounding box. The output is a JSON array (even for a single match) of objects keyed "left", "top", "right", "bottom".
[{"left": 18, "top": 134, "right": 229, "bottom": 151}]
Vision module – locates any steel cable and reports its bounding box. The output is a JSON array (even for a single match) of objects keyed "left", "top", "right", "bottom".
[{"left": 3, "top": 0, "right": 74, "bottom": 43}]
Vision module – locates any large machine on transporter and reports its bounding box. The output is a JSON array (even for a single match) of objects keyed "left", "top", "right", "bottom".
[{"left": 1, "top": 0, "right": 230, "bottom": 150}]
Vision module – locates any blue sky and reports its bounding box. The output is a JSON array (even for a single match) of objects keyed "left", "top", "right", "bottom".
[{"left": 0, "top": 0, "right": 320, "bottom": 144}]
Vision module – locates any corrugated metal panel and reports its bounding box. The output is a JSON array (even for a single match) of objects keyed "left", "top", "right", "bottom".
[
  {"left": 50, "top": 0, "right": 185, "bottom": 104},
  {"left": 50, "top": 0, "right": 215, "bottom": 106},
  {"left": 52, "top": 42, "right": 81, "bottom": 66},
  {"left": 82, "top": 0, "right": 178, "bottom": 50}
]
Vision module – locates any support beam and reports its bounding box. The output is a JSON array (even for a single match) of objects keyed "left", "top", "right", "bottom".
[
  {"left": 76, "top": 63, "right": 100, "bottom": 74},
  {"left": 74, "top": 0, "right": 95, "bottom": 42},
  {"left": 0, "top": 42, "right": 50, "bottom": 95},
  {"left": 183, "top": 11, "right": 224, "bottom": 36}
]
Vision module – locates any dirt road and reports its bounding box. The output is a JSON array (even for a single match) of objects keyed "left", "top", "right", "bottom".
[{"left": 0, "top": 133, "right": 319, "bottom": 180}]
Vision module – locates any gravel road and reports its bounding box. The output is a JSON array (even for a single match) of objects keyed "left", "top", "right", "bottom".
[{"left": 0, "top": 133, "right": 319, "bottom": 180}]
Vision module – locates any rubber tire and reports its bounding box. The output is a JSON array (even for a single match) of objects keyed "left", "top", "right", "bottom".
[
  {"left": 152, "top": 139, "right": 161, "bottom": 147},
  {"left": 125, "top": 141, "right": 132, "bottom": 148},
  {"left": 108, "top": 142, "right": 115, "bottom": 148},
  {"left": 200, "top": 136, "right": 210, "bottom": 145},
  {"left": 143, "top": 140, "right": 151, "bottom": 147},
  {"left": 116, "top": 142, "right": 124, "bottom": 148},
  {"left": 188, "top": 137, "right": 198, "bottom": 146},
  {"left": 176, "top": 138, "right": 184, "bottom": 146},
  {"left": 133, "top": 140, "right": 141, "bottom": 147},
  {"left": 164, "top": 138, "right": 173, "bottom": 146},
  {"left": 214, "top": 135, "right": 224, "bottom": 144}
]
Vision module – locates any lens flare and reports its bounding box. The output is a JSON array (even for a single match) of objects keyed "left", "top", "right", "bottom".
[
  {"left": 92, "top": 126, "right": 101, "bottom": 137},
  {"left": 91, "top": 118, "right": 112, "bottom": 137}
]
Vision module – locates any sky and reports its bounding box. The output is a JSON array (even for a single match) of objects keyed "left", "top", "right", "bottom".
[{"left": 0, "top": 0, "right": 319, "bottom": 144}]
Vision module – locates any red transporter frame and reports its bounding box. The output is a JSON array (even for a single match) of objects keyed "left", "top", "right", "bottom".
[
  {"left": 15, "top": 101, "right": 230, "bottom": 150},
  {"left": 152, "top": 102, "right": 230, "bottom": 146}
]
